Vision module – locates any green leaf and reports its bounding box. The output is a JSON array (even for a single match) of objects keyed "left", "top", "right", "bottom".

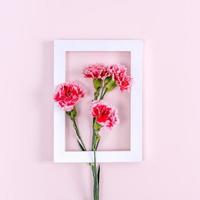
[
  {"left": 105, "top": 79, "right": 117, "bottom": 92},
  {"left": 93, "top": 79, "right": 102, "bottom": 90}
]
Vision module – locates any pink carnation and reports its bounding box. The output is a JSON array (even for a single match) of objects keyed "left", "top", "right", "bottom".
[
  {"left": 83, "top": 64, "right": 110, "bottom": 80},
  {"left": 91, "top": 101, "right": 119, "bottom": 129},
  {"left": 54, "top": 82, "right": 85, "bottom": 111},
  {"left": 108, "top": 64, "right": 131, "bottom": 91},
  {"left": 117, "top": 75, "right": 131, "bottom": 91}
]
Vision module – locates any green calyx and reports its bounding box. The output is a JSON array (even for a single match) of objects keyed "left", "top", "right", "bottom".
[
  {"left": 104, "top": 77, "right": 117, "bottom": 92},
  {"left": 93, "top": 77, "right": 117, "bottom": 101},
  {"left": 94, "top": 121, "right": 102, "bottom": 132},
  {"left": 93, "top": 79, "right": 102, "bottom": 90},
  {"left": 66, "top": 108, "right": 77, "bottom": 120},
  {"left": 104, "top": 76, "right": 112, "bottom": 85}
]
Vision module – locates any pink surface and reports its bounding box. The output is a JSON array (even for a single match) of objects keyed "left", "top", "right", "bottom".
[
  {"left": 65, "top": 51, "right": 131, "bottom": 151},
  {"left": 0, "top": 0, "right": 200, "bottom": 200}
]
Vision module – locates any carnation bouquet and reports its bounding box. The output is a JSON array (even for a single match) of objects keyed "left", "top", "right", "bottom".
[{"left": 54, "top": 63, "right": 131, "bottom": 200}]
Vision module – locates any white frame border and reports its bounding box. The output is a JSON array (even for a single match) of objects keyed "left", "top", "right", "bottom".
[{"left": 54, "top": 40, "right": 143, "bottom": 163}]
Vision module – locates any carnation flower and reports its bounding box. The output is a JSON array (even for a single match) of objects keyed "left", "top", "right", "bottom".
[
  {"left": 115, "top": 74, "right": 131, "bottom": 91},
  {"left": 108, "top": 64, "right": 131, "bottom": 91},
  {"left": 83, "top": 64, "right": 110, "bottom": 80},
  {"left": 54, "top": 82, "right": 85, "bottom": 111},
  {"left": 91, "top": 101, "right": 119, "bottom": 129}
]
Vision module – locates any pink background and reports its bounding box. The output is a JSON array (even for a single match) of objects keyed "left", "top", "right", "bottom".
[
  {"left": 65, "top": 51, "right": 131, "bottom": 151},
  {"left": 0, "top": 0, "right": 200, "bottom": 199}
]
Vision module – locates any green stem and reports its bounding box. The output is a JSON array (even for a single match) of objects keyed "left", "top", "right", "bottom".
[
  {"left": 66, "top": 111, "right": 99, "bottom": 199},
  {"left": 92, "top": 118, "right": 96, "bottom": 149},
  {"left": 94, "top": 149, "right": 99, "bottom": 200},
  {"left": 71, "top": 118, "right": 86, "bottom": 151},
  {"left": 70, "top": 116, "right": 98, "bottom": 199},
  {"left": 91, "top": 82, "right": 109, "bottom": 200},
  {"left": 100, "top": 88, "right": 107, "bottom": 100},
  {"left": 99, "top": 87, "right": 104, "bottom": 100},
  {"left": 92, "top": 118, "right": 100, "bottom": 200}
]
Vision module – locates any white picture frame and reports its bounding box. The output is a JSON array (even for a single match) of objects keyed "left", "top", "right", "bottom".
[{"left": 54, "top": 40, "right": 143, "bottom": 163}]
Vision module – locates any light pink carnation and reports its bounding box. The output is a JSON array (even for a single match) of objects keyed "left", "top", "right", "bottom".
[
  {"left": 83, "top": 64, "right": 110, "bottom": 80},
  {"left": 54, "top": 82, "right": 85, "bottom": 111},
  {"left": 108, "top": 64, "right": 131, "bottom": 91},
  {"left": 91, "top": 101, "right": 119, "bottom": 129}
]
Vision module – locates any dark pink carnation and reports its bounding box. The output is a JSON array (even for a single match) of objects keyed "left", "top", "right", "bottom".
[
  {"left": 91, "top": 101, "right": 119, "bottom": 129},
  {"left": 54, "top": 82, "right": 85, "bottom": 111},
  {"left": 108, "top": 64, "right": 131, "bottom": 91},
  {"left": 83, "top": 64, "right": 110, "bottom": 80}
]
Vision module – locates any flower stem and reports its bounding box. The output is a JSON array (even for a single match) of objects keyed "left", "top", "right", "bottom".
[
  {"left": 94, "top": 149, "right": 99, "bottom": 200},
  {"left": 66, "top": 110, "right": 100, "bottom": 199},
  {"left": 100, "top": 88, "right": 107, "bottom": 100},
  {"left": 91, "top": 82, "right": 108, "bottom": 200},
  {"left": 92, "top": 118, "right": 100, "bottom": 200},
  {"left": 71, "top": 117, "right": 87, "bottom": 151}
]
